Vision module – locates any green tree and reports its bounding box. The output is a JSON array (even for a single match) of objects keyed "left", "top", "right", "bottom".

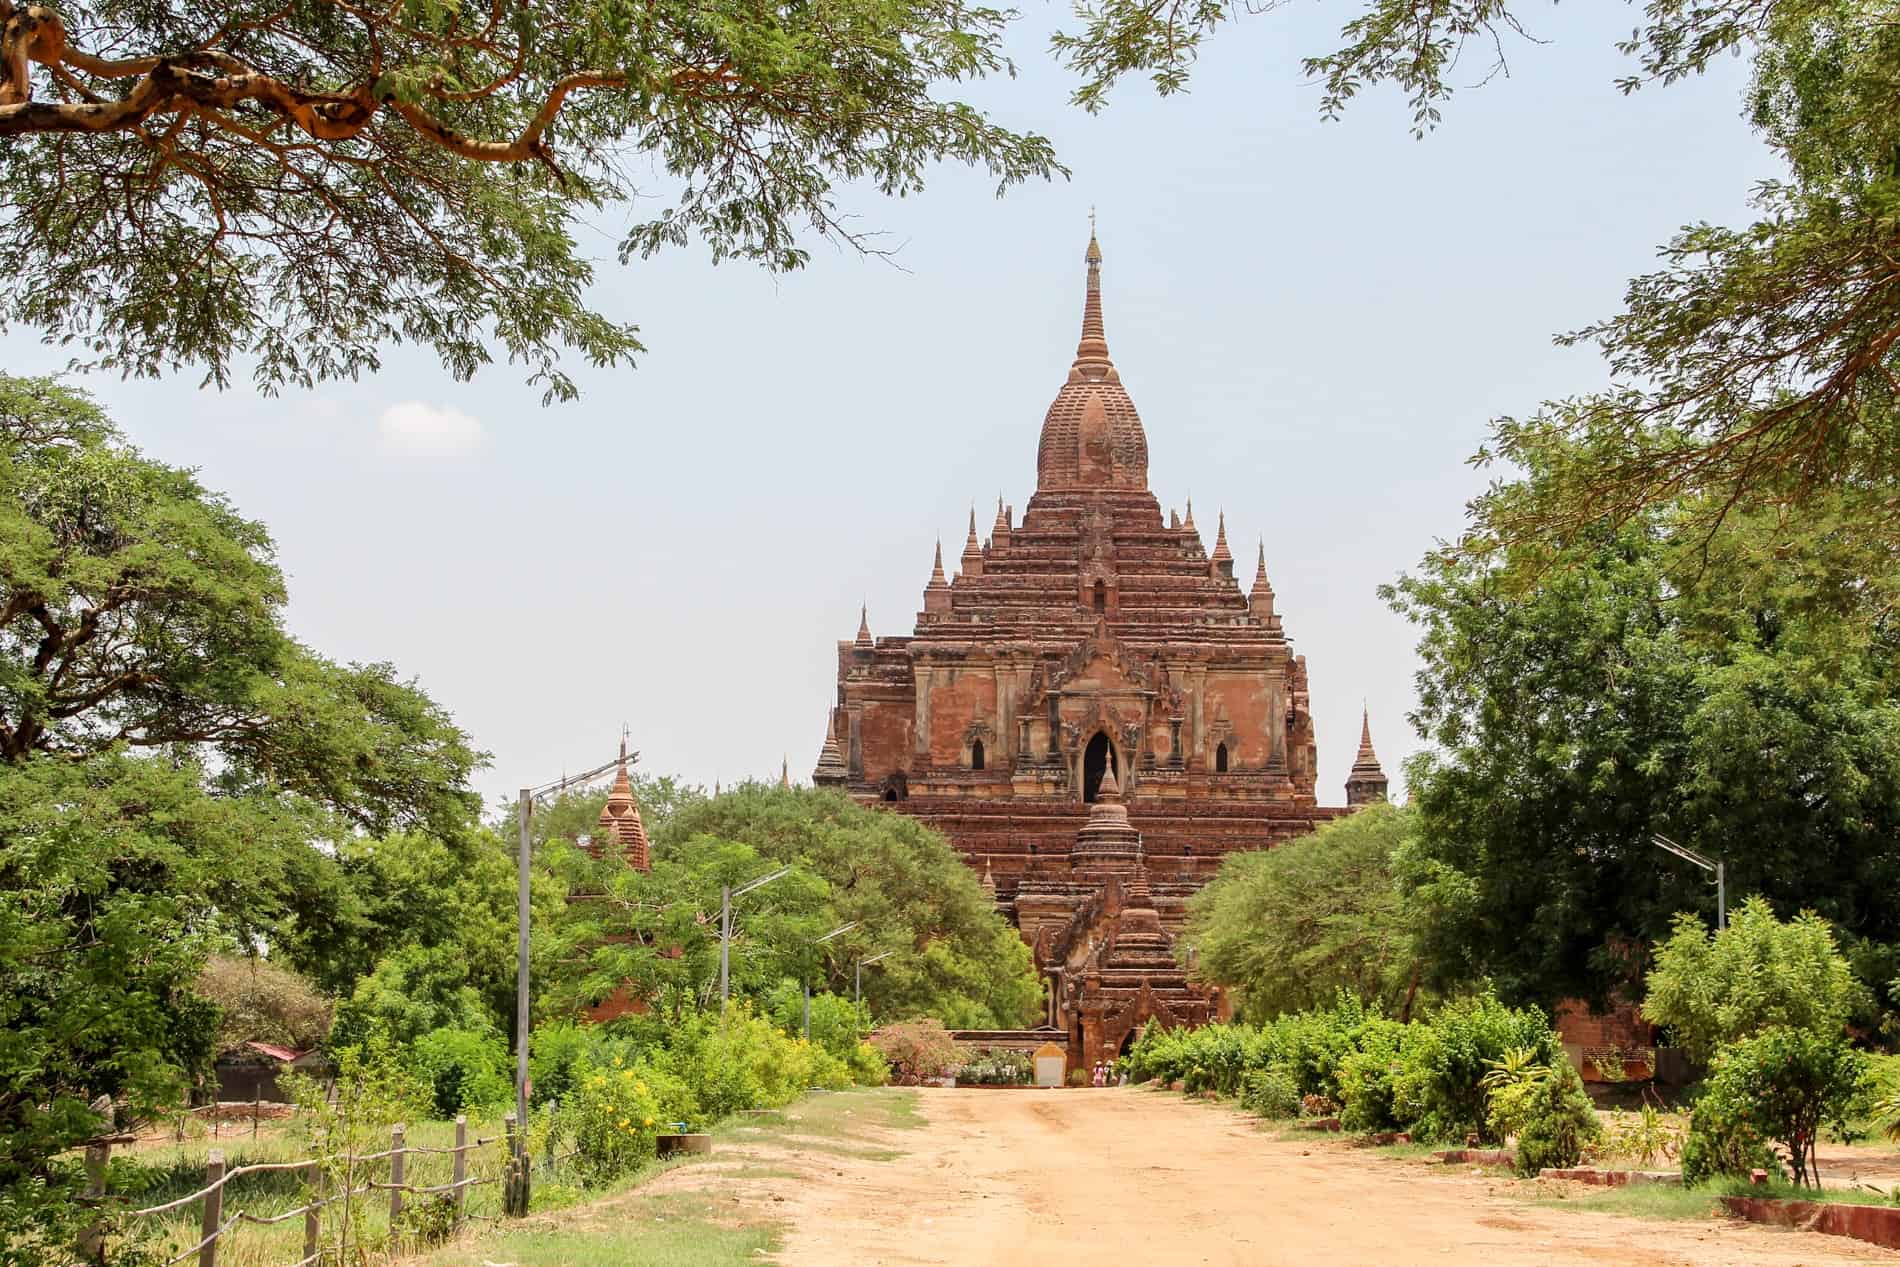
[
  {"left": 1387, "top": 444, "right": 1900, "bottom": 1009},
  {"left": 657, "top": 785, "right": 1043, "bottom": 1028},
  {"left": 0, "top": 0, "right": 1058, "bottom": 399},
  {"left": 1643, "top": 897, "right": 1863, "bottom": 1063},
  {"left": 1185, "top": 803, "right": 1435, "bottom": 1021},
  {"left": 548, "top": 784, "right": 1041, "bottom": 1028},
  {"left": 0, "top": 376, "right": 484, "bottom": 1255},
  {"left": 1686, "top": 1026, "right": 1870, "bottom": 1187},
  {"left": 195, "top": 954, "right": 333, "bottom": 1053}
]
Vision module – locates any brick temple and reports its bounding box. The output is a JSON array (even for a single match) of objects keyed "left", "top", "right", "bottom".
[{"left": 813, "top": 232, "right": 1386, "bottom": 1070}]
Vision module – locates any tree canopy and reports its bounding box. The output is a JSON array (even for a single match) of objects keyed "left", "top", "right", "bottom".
[
  {"left": 1183, "top": 803, "right": 1435, "bottom": 1022},
  {"left": 0, "top": 373, "right": 490, "bottom": 1249},
  {"left": 1387, "top": 434, "right": 1900, "bottom": 1010},
  {"left": 0, "top": 0, "right": 1060, "bottom": 400},
  {"left": 548, "top": 783, "right": 1042, "bottom": 1029},
  {"left": 1643, "top": 897, "right": 1865, "bottom": 1062}
]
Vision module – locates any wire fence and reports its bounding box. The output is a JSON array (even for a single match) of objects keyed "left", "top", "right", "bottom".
[{"left": 82, "top": 1107, "right": 523, "bottom": 1267}]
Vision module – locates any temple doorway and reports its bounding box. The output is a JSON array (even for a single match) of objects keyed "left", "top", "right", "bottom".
[{"left": 1083, "top": 732, "right": 1118, "bottom": 802}]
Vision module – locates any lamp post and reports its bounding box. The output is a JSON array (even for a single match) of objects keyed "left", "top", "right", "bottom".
[
  {"left": 805, "top": 921, "right": 859, "bottom": 1040},
  {"left": 509, "top": 744, "right": 641, "bottom": 1214},
  {"left": 720, "top": 866, "right": 791, "bottom": 1008},
  {"left": 1651, "top": 834, "right": 1725, "bottom": 930}
]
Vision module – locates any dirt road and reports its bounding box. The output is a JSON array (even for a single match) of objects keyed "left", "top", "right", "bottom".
[{"left": 756, "top": 1088, "right": 1888, "bottom": 1267}]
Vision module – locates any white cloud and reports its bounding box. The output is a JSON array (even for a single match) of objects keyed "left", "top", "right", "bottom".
[{"left": 377, "top": 401, "right": 485, "bottom": 458}]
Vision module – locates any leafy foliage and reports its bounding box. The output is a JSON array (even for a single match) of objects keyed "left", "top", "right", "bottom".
[
  {"left": 552, "top": 785, "right": 1041, "bottom": 1028},
  {"left": 1121, "top": 992, "right": 1570, "bottom": 1147},
  {"left": 1685, "top": 1026, "right": 1870, "bottom": 1187},
  {"left": 0, "top": 376, "right": 485, "bottom": 1250},
  {"left": 0, "top": 0, "right": 1060, "bottom": 399},
  {"left": 956, "top": 1048, "right": 1033, "bottom": 1086},
  {"left": 1388, "top": 992, "right": 1562, "bottom": 1144},
  {"left": 411, "top": 1027, "right": 513, "bottom": 1120},
  {"left": 1643, "top": 897, "right": 1864, "bottom": 1063},
  {"left": 1185, "top": 803, "right": 1433, "bottom": 1021},
  {"left": 1388, "top": 456, "right": 1900, "bottom": 1010},
  {"left": 867, "top": 1018, "right": 961, "bottom": 1084},
  {"left": 195, "top": 954, "right": 332, "bottom": 1052},
  {"left": 1482, "top": 1050, "right": 1600, "bottom": 1175}
]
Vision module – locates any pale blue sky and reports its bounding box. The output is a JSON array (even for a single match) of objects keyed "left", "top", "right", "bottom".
[{"left": 1, "top": 4, "right": 1776, "bottom": 811}]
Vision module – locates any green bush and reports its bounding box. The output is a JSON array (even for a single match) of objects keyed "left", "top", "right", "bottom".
[
  {"left": 552, "top": 1057, "right": 665, "bottom": 1185},
  {"left": 1337, "top": 1022, "right": 1410, "bottom": 1134},
  {"left": 528, "top": 1020, "right": 593, "bottom": 1108},
  {"left": 1483, "top": 1056, "right": 1600, "bottom": 1175},
  {"left": 867, "top": 1018, "right": 961, "bottom": 1084},
  {"left": 1239, "top": 1066, "right": 1302, "bottom": 1119},
  {"left": 957, "top": 1047, "right": 1033, "bottom": 1086},
  {"left": 412, "top": 1026, "right": 513, "bottom": 1119},
  {"left": 1393, "top": 992, "right": 1561, "bottom": 1143},
  {"left": 1643, "top": 898, "right": 1864, "bottom": 1064},
  {"left": 1684, "top": 1026, "right": 1869, "bottom": 1187}
]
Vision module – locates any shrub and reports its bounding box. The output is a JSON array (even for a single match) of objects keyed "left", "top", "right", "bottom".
[
  {"left": 1483, "top": 1054, "right": 1600, "bottom": 1175},
  {"left": 1685, "top": 1026, "right": 1870, "bottom": 1187},
  {"left": 412, "top": 1027, "right": 513, "bottom": 1119},
  {"left": 553, "top": 1057, "right": 664, "bottom": 1186},
  {"left": 1239, "top": 1066, "right": 1302, "bottom": 1119},
  {"left": 848, "top": 1041, "right": 891, "bottom": 1087},
  {"left": 1593, "top": 1106, "right": 1685, "bottom": 1168},
  {"left": 1393, "top": 992, "right": 1561, "bottom": 1143},
  {"left": 764, "top": 983, "right": 871, "bottom": 1062},
  {"left": 1643, "top": 898, "right": 1864, "bottom": 1063},
  {"left": 958, "top": 1047, "right": 1033, "bottom": 1086},
  {"left": 868, "top": 1018, "right": 961, "bottom": 1084},
  {"left": 1337, "top": 1022, "right": 1409, "bottom": 1134},
  {"left": 528, "top": 1020, "right": 594, "bottom": 1108}
]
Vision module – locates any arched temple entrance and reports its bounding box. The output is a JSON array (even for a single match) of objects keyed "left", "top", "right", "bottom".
[{"left": 1083, "top": 732, "right": 1119, "bottom": 803}]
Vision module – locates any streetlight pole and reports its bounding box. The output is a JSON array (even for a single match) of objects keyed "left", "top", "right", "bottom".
[
  {"left": 807, "top": 921, "right": 859, "bottom": 1040},
  {"left": 505, "top": 745, "right": 640, "bottom": 1215},
  {"left": 721, "top": 866, "right": 791, "bottom": 1009},
  {"left": 1651, "top": 834, "right": 1726, "bottom": 930}
]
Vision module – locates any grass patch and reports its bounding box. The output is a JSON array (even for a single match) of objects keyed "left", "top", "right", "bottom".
[
  {"left": 408, "top": 1193, "right": 778, "bottom": 1267},
  {"left": 1524, "top": 1173, "right": 1900, "bottom": 1224},
  {"left": 1526, "top": 1184, "right": 1732, "bottom": 1222}
]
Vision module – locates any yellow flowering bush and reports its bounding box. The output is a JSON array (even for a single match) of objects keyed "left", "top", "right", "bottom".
[{"left": 554, "top": 1057, "right": 664, "bottom": 1185}]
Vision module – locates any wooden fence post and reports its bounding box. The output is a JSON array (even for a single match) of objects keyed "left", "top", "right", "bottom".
[
  {"left": 388, "top": 1123, "right": 406, "bottom": 1226},
  {"left": 200, "top": 1150, "right": 224, "bottom": 1267},
  {"left": 502, "top": 1111, "right": 528, "bottom": 1218},
  {"left": 451, "top": 1116, "right": 467, "bottom": 1228},
  {"left": 303, "top": 1161, "right": 321, "bottom": 1265}
]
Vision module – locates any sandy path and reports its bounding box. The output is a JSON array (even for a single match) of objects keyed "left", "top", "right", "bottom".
[{"left": 763, "top": 1088, "right": 1891, "bottom": 1267}]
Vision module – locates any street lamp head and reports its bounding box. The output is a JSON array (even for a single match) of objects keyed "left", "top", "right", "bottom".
[
  {"left": 860, "top": 951, "right": 893, "bottom": 966},
  {"left": 816, "top": 920, "right": 859, "bottom": 945},
  {"left": 732, "top": 865, "right": 792, "bottom": 899}
]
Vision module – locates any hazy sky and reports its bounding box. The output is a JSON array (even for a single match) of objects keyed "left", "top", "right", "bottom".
[{"left": 1, "top": 4, "right": 1778, "bottom": 812}]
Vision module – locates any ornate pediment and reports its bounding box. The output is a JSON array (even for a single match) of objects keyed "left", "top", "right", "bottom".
[{"left": 1049, "top": 618, "right": 1156, "bottom": 697}]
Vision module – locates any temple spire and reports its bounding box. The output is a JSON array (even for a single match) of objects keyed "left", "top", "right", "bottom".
[
  {"left": 1075, "top": 229, "right": 1110, "bottom": 370},
  {"left": 960, "top": 506, "right": 984, "bottom": 578},
  {"left": 1209, "top": 511, "right": 1233, "bottom": 579},
  {"left": 780, "top": 755, "right": 790, "bottom": 789},
  {"left": 1250, "top": 538, "right": 1279, "bottom": 629},
  {"left": 595, "top": 733, "right": 650, "bottom": 871},
  {"left": 813, "top": 711, "right": 848, "bottom": 785},
  {"left": 1345, "top": 707, "right": 1390, "bottom": 806},
  {"left": 923, "top": 538, "right": 951, "bottom": 614},
  {"left": 855, "top": 602, "right": 873, "bottom": 648}
]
